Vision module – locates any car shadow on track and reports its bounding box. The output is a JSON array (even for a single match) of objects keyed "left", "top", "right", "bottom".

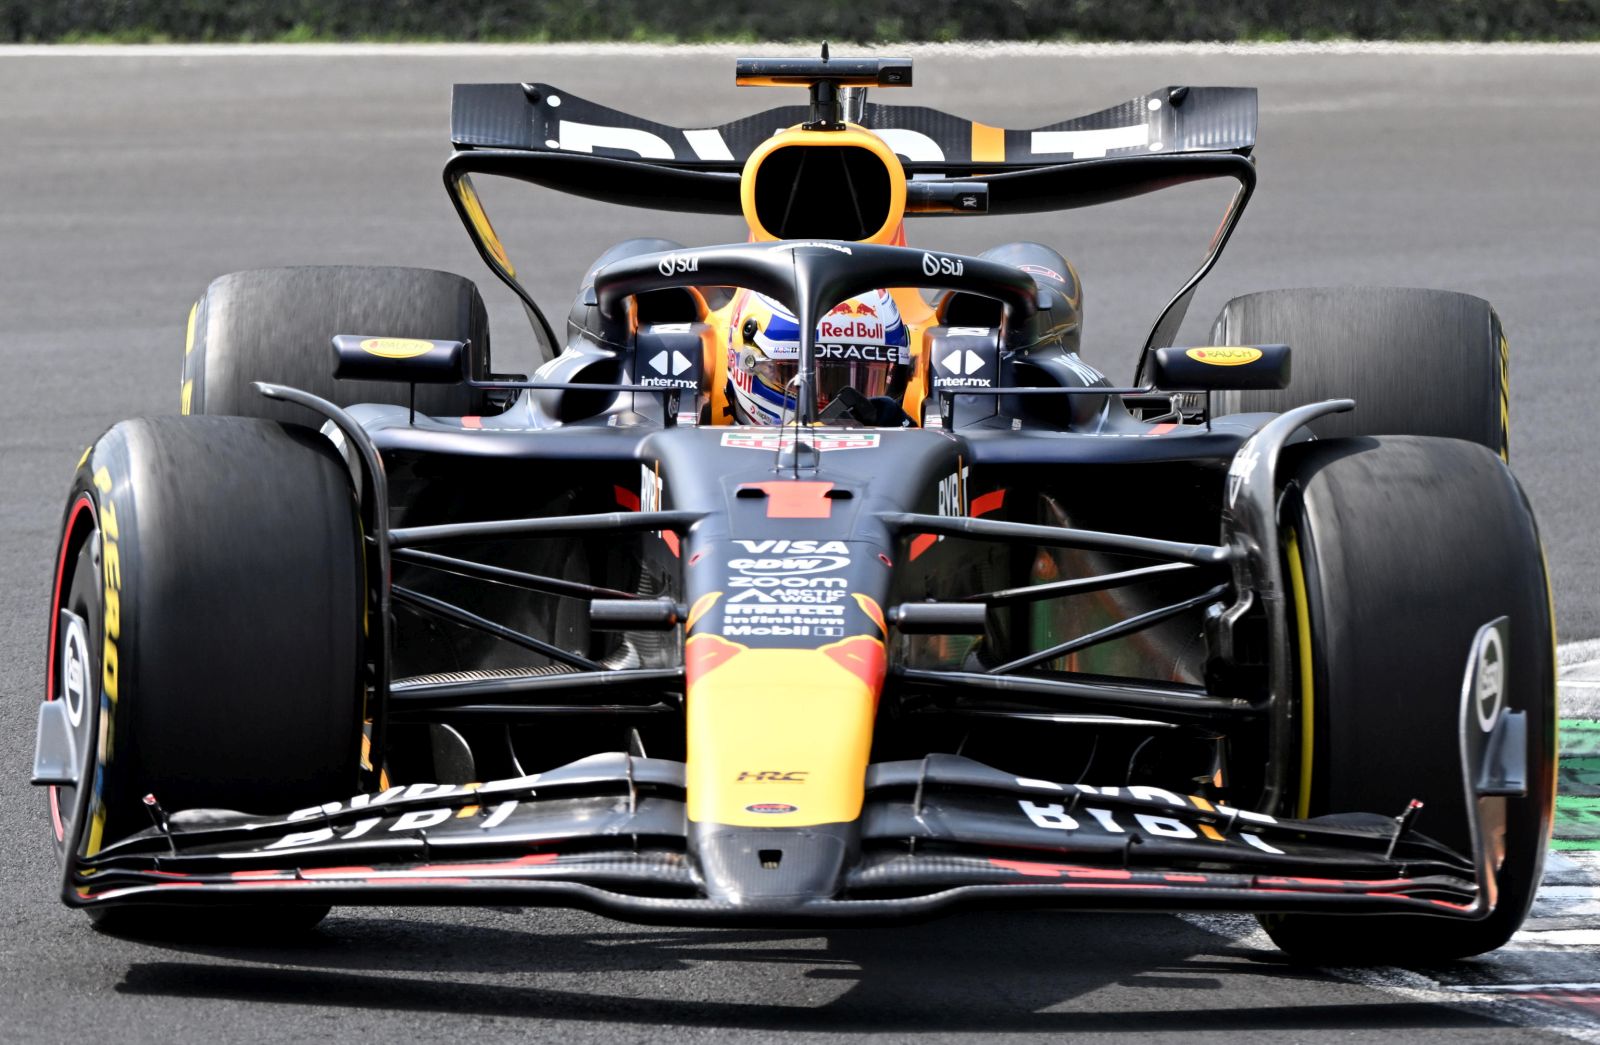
[{"left": 109, "top": 910, "right": 1503, "bottom": 1033}]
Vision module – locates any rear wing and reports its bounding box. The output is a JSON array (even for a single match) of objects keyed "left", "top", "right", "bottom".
[
  {"left": 444, "top": 81, "right": 1258, "bottom": 366},
  {"left": 451, "top": 82, "right": 1256, "bottom": 173}
]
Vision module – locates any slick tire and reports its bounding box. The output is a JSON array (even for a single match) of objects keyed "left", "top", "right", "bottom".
[
  {"left": 46, "top": 416, "right": 364, "bottom": 934},
  {"left": 1261, "top": 435, "right": 1556, "bottom": 963},
  {"left": 181, "top": 266, "right": 493, "bottom": 423},
  {"left": 1208, "top": 287, "right": 1509, "bottom": 455}
]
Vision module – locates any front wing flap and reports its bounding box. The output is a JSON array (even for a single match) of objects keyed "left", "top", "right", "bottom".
[
  {"left": 53, "top": 611, "right": 1518, "bottom": 927},
  {"left": 67, "top": 751, "right": 1486, "bottom": 925}
]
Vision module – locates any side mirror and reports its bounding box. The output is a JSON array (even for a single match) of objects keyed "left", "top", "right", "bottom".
[
  {"left": 1149, "top": 344, "right": 1290, "bottom": 391},
  {"left": 332, "top": 335, "right": 466, "bottom": 384}
]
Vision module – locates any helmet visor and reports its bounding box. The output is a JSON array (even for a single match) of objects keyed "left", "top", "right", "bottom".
[{"left": 747, "top": 353, "right": 910, "bottom": 415}]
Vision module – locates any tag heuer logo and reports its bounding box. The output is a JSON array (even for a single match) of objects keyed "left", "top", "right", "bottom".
[{"left": 720, "top": 431, "right": 882, "bottom": 452}]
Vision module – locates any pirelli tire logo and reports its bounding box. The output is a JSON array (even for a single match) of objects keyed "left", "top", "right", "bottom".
[{"left": 92, "top": 468, "right": 122, "bottom": 719}]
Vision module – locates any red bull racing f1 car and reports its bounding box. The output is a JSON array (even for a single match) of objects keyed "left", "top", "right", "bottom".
[{"left": 33, "top": 54, "right": 1555, "bottom": 962}]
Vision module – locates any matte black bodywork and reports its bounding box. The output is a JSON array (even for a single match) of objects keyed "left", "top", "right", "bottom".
[{"left": 33, "top": 68, "right": 1528, "bottom": 929}]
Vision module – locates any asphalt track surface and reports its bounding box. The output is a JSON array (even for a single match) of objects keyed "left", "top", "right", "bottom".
[{"left": 1, "top": 46, "right": 1597, "bottom": 1044}]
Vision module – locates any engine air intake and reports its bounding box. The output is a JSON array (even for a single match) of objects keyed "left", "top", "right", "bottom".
[
  {"left": 741, "top": 127, "right": 907, "bottom": 244},
  {"left": 752, "top": 145, "right": 892, "bottom": 241}
]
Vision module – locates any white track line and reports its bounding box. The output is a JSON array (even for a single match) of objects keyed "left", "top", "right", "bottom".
[
  {"left": 1183, "top": 641, "right": 1600, "bottom": 1039},
  {"left": 5, "top": 41, "right": 1600, "bottom": 58},
  {"left": 1187, "top": 913, "right": 1600, "bottom": 1042},
  {"left": 1563, "top": 642, "right": 1600, "bottom": 719},
  {"left": 1545, "top": 854, "right": 1600, "bottom": 886},
  {"left": 1563, "top": 639, "right": 1600, "bottom": 668},
  {"left": 1457, "top": 983, "right": 1600, "bottom": 994}
]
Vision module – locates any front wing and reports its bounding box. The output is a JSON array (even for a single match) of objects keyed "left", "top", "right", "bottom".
[
  {"left": 62, "top": 734, "right": 1499, "bottom": 926},
  {"left": 41, "top": 597, "right": 1520, "bottom": 927}
]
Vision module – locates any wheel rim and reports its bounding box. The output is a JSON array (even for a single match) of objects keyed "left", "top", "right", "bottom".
[{"left": 47, "top": 496, "right": 101, "bottom": 858}]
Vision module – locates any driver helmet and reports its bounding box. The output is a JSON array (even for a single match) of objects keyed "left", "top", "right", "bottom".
[{"left": 728, "top": 289, "right": 911, "bottom": 426}]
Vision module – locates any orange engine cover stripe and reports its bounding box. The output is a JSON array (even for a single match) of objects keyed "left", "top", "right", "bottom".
[{"left": 971, "top": 122, "right": 1006, "bottom": 163}]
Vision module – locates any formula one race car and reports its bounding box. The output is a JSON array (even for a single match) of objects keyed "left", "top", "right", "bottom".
[{"left": 34, "top": 54, "right": 1555, "bottom": 962}]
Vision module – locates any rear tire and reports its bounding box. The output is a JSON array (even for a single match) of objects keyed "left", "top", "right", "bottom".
[
  {"left": 181, "top": 265, "right": 493, "bottom": 422},
  {"left": 1261, "top": 435, "right": 1555, "bottom": 963},
  {"left": 1209, "top": 287, "right": 1508, "bottom": 455},
  {"left": 48, "top": 416, "right": 364, "bottom": 933}
]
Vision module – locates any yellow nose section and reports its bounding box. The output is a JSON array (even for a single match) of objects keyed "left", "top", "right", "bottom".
[{"left": 685, "top": 633, "right": 886, "bottom": 827}]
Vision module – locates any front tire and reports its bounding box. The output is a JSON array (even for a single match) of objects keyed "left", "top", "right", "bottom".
[
  {"left": 1262, "top": 435, "right": 1556, "bottom": 962},
  {"left": 47, "top": 416, "right": 365, "bottom": 931}
]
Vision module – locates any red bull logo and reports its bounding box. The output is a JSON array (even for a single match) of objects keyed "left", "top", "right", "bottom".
[{"left": 818, "top": 319, "right": 885, "bottom": 340}]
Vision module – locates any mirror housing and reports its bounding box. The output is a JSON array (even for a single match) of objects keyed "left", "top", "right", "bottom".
[
  {"left": 1149, "top": 344, "right": 1290, "bottom": 391},
  {"left": 333, "top": 335, "right": 466, "bottom": 384}
]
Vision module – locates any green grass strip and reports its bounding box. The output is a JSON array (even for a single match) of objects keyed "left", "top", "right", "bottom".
[
  {"left": 1529, "top": 720, "right": 1600, "bottom": 847},
  {"left": 1554, "top": 795, "right": 1600, "bottom": 840},
  {"left": 1559, "top": 757, "right": 1600, "bottom": 797},
  {"left": 1561, "top": 719, "right": 1600, "bottom": 756},
  {"left": 1556, "top": 721, "right": 1600, "bottom": 846}
]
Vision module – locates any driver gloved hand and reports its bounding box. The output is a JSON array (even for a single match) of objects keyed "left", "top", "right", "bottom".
[
  {"left": 818, "top": 387, "right": 914, "bottom": 428},
  {"left": 869, "top": 396, "right": 913, "bottom": 428}
]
